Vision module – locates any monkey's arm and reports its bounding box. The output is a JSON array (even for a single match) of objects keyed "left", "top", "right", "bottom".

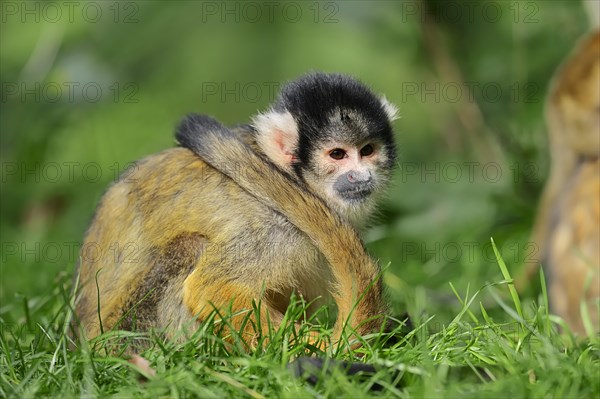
[{"left": 176, "top": 114, "right": 387, "bottom": 340}]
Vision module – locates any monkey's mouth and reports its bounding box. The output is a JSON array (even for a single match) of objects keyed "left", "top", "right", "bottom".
[{"left": 338, "top": 187, "right": 373, "bottom": 201}]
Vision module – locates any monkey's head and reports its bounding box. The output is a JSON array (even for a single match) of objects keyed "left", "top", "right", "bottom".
[
  {"left": 549, "top": 30, "right": 600, "bottom": 157},
  {"left": 252, "top": 72, "right": 398, "bottom": 226}
]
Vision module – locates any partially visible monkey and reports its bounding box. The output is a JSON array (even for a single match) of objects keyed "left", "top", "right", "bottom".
[
  {"left": 74, "top": 72, "right": 399, "bottom": 348},
  {"left": 522, "top": 31, "right": 600, "bottom": 334}
]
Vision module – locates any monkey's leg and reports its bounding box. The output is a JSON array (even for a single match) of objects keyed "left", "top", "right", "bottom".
[
  {"left": 182, "top": 240, "right": 330, "bottom": 350},
  {"left": 183, "top": 276, "right": 261, "bottom": 346},
  {"left": 180, "top": 238, "right": 280, "bottom": 348},
  {"left": 184, "top": 272, "right": 330, "bottom": 349}
]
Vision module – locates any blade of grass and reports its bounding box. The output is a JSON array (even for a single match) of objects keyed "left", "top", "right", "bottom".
[
  {"left": 539, "top": 267, "right": 551, "bottom": 336},
  {"left": 491, "top": 238, "right": 523, "bottom": 320}
]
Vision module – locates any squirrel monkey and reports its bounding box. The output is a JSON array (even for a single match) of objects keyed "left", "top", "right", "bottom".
[
  {"left": 74, "top": 73, "right": 399, "bottom": 347},
  {"left": 525, "top": 31, "right": 600, "bottom": 334}
]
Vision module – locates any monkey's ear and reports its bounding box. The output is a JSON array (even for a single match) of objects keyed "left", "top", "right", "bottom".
[
  {"left": 380, "top": 96, "right": 400, "bottom": 122},
  {"left": 252, "top": 110, "right": 299, "bottom": 169}
]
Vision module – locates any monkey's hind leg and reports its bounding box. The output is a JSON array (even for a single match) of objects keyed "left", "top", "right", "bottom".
[
  {"left": 182, "top": 242, "right": 328, "bottom": 351},
  {"left": 183, "top": 278, "right": 266, "bottom": 348},
  {"left": 181, "top": 241, "right": 283, "bottom": 349}
]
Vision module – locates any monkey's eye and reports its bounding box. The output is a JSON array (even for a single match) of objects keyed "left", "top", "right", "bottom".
[
  {"left": 329, "top": 149, "right": 347, "bottom": 160},
  {"left": 360, "top": 144, "right": 374, "bottom": 157}
]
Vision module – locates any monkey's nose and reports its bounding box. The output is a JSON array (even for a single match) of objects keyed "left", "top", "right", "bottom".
[{"left": 347, "top": 171, "right": 371, "bottom": 183}]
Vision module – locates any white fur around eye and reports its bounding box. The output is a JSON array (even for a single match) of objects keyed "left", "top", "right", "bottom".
[
  {"left": 380, "top": 96, "right": 400, "bottom": 122},
  {"left": 251, "top": 110, "right": 299, "bottom": 168}
]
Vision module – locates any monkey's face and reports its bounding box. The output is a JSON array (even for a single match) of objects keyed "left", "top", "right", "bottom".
[
  {"left": 298, "top": 114, "right": 396, "bottom": 226},
  {"left": 303, "top": 143, "right": 390, "bottom": 225}
]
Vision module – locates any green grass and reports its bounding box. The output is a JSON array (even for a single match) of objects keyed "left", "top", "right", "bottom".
[{"left": 1, "top": 244, "right": 598, "bottom": 398}]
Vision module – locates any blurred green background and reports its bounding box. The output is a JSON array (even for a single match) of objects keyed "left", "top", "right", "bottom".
[{"left": 0, "top": 1, "right": 593, "bottom": 323}]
